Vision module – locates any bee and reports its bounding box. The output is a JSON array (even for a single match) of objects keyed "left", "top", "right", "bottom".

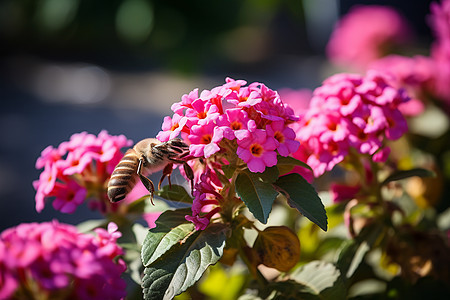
[{"left": 107, "top": 138, "right": 194, "bottom": 204}]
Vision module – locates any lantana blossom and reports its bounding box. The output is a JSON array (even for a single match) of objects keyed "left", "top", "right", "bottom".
[
  {"left": 236, "top": 129, "right": 278, "bottom": 173},
  {"left": 33, "top": 130, "right": 133, "bottom": 214},
  {"left": 157, "top": 77, "right": 299, "bottom": 173},
  {"left": 157, "top": 78, "right": 300, "bottom": 229},
  {"left": 295, "top": 71, "right": 410, "bottom": 178},
  {"left": 0, "top": 221, "right": 126, "bottom": 300},
  {"left": 429, "top": 0, "right": 450, "bottom": 107}
]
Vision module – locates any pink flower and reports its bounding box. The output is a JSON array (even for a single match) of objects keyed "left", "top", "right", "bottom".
[
  {"left": 185, "top": 169, "right": 222, "bottom": 230},
  {"left": 157, "top": 79, "right": 300, "bottom": 171},
  {"left": 369, "top": 55, "right": 433, "bottom": 115},
  {"left": 331, "top": 183, "right": 361, "bottom": 204},
  {"left": 266, "top": 121, "right": 299, "bottom": 156},
  {"left": 295, "top": 71, "right": 410, "bottom": 177},
  {"left": 156, "top": 114, "right": 188, "bottom": 142},
  {"left": 33, "top": 131, "right": 133, "bottom": 214},
  {"left": 171, "top": 88, "right": 199, "bottom": 115},
  {"left": 35, "top": 145, "right": 63, "bottom": 169},
  {"left": 143, "top": 212, "right": 162, "bottom": 229},
  {"left": 0, "top": 221, "right": 126, "bottom": 300},
  {"left": 217, "top": 108, "right": 256, "bottom": 139},
  {"left": 51, "top": 180, "right": 87, "bottom": 213},
  {"left": 157, "top": 78, "right": 303, "bottom": 229},
  {"left": 0, "top": 258, "right": 18, "bottom": 300},
  {"left": 185, "top": 214, "right": 212, "bottom": 231},
  {"left": 185, "top": 99, "right": 221, "bottom": 125},
  {"left": 327, "top": 5, "right": 412, "bottom": 69},
  {"left": 305, "top": 140, "right": 349, "bottom": 178},
  {"left": 429, "top": 0, "right": 450, "bottom": 106},
  {"left": 373, "top": 147, "right": 391, "bottom": 163},
  {"left": 188, "top": 120, "right": 223, "bottom": 158},
  {"left": 236, "top": 129, "right": 278, "bottom": 173}
]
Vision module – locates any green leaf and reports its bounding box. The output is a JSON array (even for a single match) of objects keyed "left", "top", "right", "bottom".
[
  {"left": 381, "top": 168, "right": 435, "bottom": 185},
  {"left": 126, "top": 195, "right": 149, "bottom": 213},
  {"left": 156, "top": 184, "right": 193, "bottom": 203},
  {"left": 235, "top": 168, "right": 279, "bottom": 224},
  {"left": 141, "top": 208, "right": 194, "bottom": 267},
  {"left": 290, "top": 261, "right": 346, "bottom": 299},
  {"left": 336, "top": 223, "right": 383, "bottom": 278},
  {"left": 269, "top": 281, "right": 320, "bottom": 300},
  {"left": 275, "top": 173, "right": 327, "bottom": 231},
  {"left": 276, "top": 156, "right": 312, "bottom": 176},
  {"left": 258, "top": 166, "right": 280, "bottom": 183},
  {"left": 337, "top": 240, "right": 370, "bottom": 279},
  {"left": 142, "top": 223, "right": 228, "bottom": 300},
  {"left": 277, "top": 156, "right": 312, "bottom": 171}
]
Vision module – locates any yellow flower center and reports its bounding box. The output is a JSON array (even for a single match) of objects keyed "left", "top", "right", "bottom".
[{"left": 250, "top": 144, "right": 263, "bottom": 157}]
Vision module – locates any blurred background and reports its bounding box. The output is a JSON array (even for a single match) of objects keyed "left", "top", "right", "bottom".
[{"left": 0, "top": 0, "right": 434, "bottom": 231}]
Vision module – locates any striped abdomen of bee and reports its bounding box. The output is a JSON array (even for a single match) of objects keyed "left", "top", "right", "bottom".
[
  {"left": 107, "top": 138, "right": 193, "bottom": 204},
  {"left": 107, "top": 148, "right": 142, "bottom": 203}
]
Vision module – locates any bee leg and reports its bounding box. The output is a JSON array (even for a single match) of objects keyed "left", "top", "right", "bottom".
[
  {"left": 137, "top": 157, "right": 155, "bottom": 205},
  {"left": 159, "top": 163, "right": 174, "bottom": 190},
  {"left": 166, "top": 159, "right": 194, "bottom": 194},
  {"left": 183, "top": 162, "right": 194, "bottom": 195},
  {"left": 168, "top": 159, "right": 195, "bottom": 196}
]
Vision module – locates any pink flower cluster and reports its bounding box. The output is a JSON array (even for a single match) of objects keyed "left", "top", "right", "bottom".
[
  {"left": 157, "top": 78, "right": 300, "bottom": 173},
  {"left": 157, "top": 78, "right": 300, "bottom": 229},
  {"left": 369, "top": 55, "right": 432, "bottom": 116},
  {"left": 327, "top": 5, "right": 412, "bottom": 70},
  {"left": 295, "top": 71, "right": 410, "bottom": 177},
  {"left": 0, "top": 221, "right": 126, "bottom": 300},
  {"left": 430, "top": 0, "right": 450, "bottom": 106},
  {"left": 185, "top": 168, "right": 223, "bottom": 230},
  {"left": 33, "top": 130, "right": 132, "bottom": 214}
]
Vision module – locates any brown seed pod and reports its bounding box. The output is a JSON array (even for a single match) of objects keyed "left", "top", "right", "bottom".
[{"left": 253, "top": 226, "right": 301, "bottom": 272}]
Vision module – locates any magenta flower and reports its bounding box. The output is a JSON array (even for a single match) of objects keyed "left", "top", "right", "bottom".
[
  {"left": 295, "top": 71, "right": 410, "bottom": 177},
  {"left": 157, "top": 78, "right": 302, "bottom": 228},
  {"left": 216, "top": 108, "right": 256, "bottom": 140},
  {"left": 185, "top": 99, "right": 221, "bottom": 125},
  {"left": 143, "top": 211, "right": 163, "bottom": 229},
  {"left": 171, "top": 88, "right": 199, "bottom": 115},
  {"left": 35, "top": 145, "right": 63, "bottom": 169},
  {"left": 188, "top": 120, "right": 223, "bottom": 158},
  {"left": 236, "top": 129, "right": 278, "bottom": 173},
  {"left": 372, "top": 147, "right": 391, "bottom": 163},
  {"left": 369, "top": 55, "right": 433, "bottom": 116},
  {"left": 185, "top": 169, "right": 221, "bottom": 230},
  {"left": 33, "top": 130, "right": 133, "bottom": 214},
  {"left": 331, "top": 183, "right": 361, "bottom": 204},
  {"left": 0, "top": 221, "right": 126, "bottom": 300},
  {"left": 327, "top": 5, "right": 412, "bottom": 69},
  {"left": 429, "top": 0, "right": 450, "bottom": 106},
  {"left": 156, "top": 113, "right": 188, "bottom": 142},
  {"left": 266, "top": 121, "right": 299, "bottom": 156},
  {"left": 157, "top": 79, "right": 300, "bottom": 173},
  {"left": 51, "top": 180, "right": 88, "bottom": 213}
]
